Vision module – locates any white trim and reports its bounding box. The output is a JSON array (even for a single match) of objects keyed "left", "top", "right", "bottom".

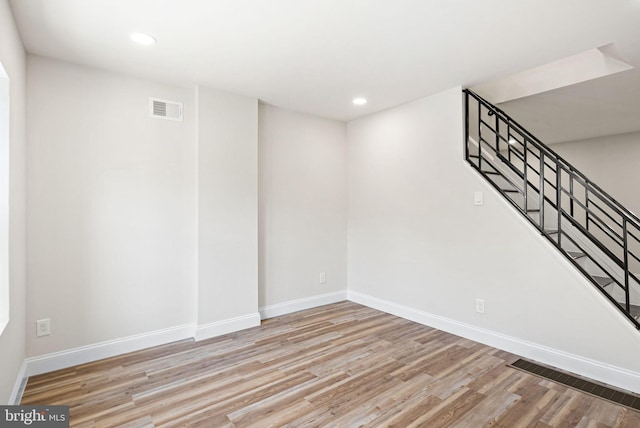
[
  {"left": 22, "top": 311, "right": 265, "bottom": 378},
  {"left": 194, "top": 312, "right": 260, "bottom": 341},
  {"left": 347, "top": 290, "right": 640, "bottom": 393},
  {"left": 259, "top": 291, "right": 348, "bottom": 320},
  {"left": 15, "top": 290, "right": 640, "bottom": 395},
  {"left": 9, "top": 360, "right": 28, "bottom": 405},
  {"left": 0, "top": 61, "right": 10, "bottom": 338},
  {"left": 25, "top": 324, "right": 195, "bottom": 377}
]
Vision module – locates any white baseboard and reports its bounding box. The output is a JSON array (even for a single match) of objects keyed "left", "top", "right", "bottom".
[
  {"left": 194, "top": 312, "right": 261, "bottom": 341},
  {"left": 348, "top": 290, "right": 640, "bottom": 394},
  {"left": 23, "top": 312, "right": 264, "bottom": 380},
  {"left": 25, "top": 323, "right": 196, "bottom": 377},
  {"left": 20, "top": 290, "right": 640, "bottom": 395},
  {"left": 9, "top": 360, "right": 28, "bottom": 405},
  {"left": 259, "top": 290, "right": 348, "bottom": 320}
]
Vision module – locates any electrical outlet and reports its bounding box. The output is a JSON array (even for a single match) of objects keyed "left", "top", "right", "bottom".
[
  {"left": 36, "top": 318, "right": 51, "bottom": 337},
  {"left": 320, "top": 272, "right": 326, "bottom": 284},
  {"left": 476, "top": 298, "right": 485, "bottom": 314}
]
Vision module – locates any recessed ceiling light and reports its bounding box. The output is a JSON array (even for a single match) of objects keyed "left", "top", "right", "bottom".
[
  {"left": 353, "top": 97, "right": 367, "bottom": 106},
  {"left": 508, "top": 137, "right": 517, "bottom": 145},
  {"left": 131, "top": 32, "right": 157, "bottom": 45}
]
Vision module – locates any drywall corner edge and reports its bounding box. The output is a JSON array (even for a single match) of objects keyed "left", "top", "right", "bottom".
[
  {"left": 259, "top": 291, "right": 348, "bottom": 320},
  {"left": 9, "top": 360, "right": 28, "bottom": 405},
  {"left": 194, "top": 313, "right": 260, "bottom": 341}
]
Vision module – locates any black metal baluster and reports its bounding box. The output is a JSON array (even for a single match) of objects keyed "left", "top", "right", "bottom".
[
  {"left": 523, "top": 138, "right": 528, "bottom": 214},
  {"left": 464, "top": 91, "right": 469, "bottom": 161},
  {"left": 478, "top": 105, "right": 482, "bottom": 170},
  {"left": 570, "top": 172, "right": 574, "bottom": 218},
  {"left": 507, "top": 126, "right": 512, "bottom": 163},
  {"left": 624, "top": 219, "right": 630, "bottom": 313},
  {"left": 586, "top": 186, "right": 590, "bottom": 231},
  {"left": 539, "top": 152, "right": 545, "bottom": 232},
  {"left": 495, "top": 113, "right": 500, "bottom": 155},
  {"left": 557, "top": 165, "right": 562, "bottom": 247}
]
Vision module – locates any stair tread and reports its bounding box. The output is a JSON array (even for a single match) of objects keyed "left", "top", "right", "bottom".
[
  {"left": 567, "top": 251, "right": 586, "bottom": 259},
  {"left": 592, "top": 275, "right": 614, "bottom": 287}
]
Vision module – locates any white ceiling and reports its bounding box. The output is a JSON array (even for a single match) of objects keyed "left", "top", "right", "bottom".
[{"left": 8, "top": 0, "right": 640, "bottom": 123}]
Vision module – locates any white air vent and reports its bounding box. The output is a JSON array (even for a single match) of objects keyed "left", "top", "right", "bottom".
[{"left": 149, "top": 98, "right": 183, "bottom": 121}]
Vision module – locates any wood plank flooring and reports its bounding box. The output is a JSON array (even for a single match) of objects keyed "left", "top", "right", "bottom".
[{"left": 21, "top": 301, "right": 640, "bottom": 427}]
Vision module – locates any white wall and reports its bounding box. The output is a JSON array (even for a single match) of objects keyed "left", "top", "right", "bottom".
[
  {"left": 195, "top": 86, "right": 259, "bottom": 333},
  {"left": 0, "top": 0, "right": 26, "bottom": 404},
  {"left": 347, "top": 87, "right": 640, "bottom": 389},
  {"left": 26, "top": 56, "right": 196, "bottom": 357},
  {"left": 553, "top": 131, "right": 640, "bottom": 215},
  {"left": 258, "top": 104, "right": 347, "bottom": 310},
  {"left": 15, "top": 35, "right": 640, "bottom": 396}
]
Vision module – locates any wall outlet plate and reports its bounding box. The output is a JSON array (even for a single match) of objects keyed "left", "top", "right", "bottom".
[{"left": 36, "top": 318, "right": 51, "bottom": 337}]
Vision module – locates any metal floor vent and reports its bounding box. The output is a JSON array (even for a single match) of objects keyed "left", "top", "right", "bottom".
[{"left": 509, "top": 359, "right": 640, "bottom": 411}]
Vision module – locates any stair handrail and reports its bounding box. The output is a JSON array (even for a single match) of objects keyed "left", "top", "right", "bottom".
[
  {"left": 465, "top": 88, "right": 640, "bottom": 327},
  {"left": 464, "top": 89, "right": 640, "bottom": 231}
]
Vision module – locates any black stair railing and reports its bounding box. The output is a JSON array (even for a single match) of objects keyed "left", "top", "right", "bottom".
[{"left": 464, "top": 89, "right": 640, "bottom": 329}]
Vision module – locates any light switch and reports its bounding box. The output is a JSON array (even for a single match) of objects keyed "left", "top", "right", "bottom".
[{"left": 474, "top": 191, "right": 484, "bottom": 206}]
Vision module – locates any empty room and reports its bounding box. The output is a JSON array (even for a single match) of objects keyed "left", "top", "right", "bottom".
[{"left": 2, "top": 0, "right": 640, "bottom": 426}]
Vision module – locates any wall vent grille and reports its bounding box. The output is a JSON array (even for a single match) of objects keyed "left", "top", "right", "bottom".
[{"left": 149, "top": 98, "right": 183, "bottom": 121}]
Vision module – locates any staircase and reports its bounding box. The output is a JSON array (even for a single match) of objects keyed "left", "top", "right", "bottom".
[{"left": 464, "top": 89, "right": 640, "bottom": 328}]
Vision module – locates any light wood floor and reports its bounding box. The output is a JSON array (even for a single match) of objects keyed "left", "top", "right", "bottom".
[{"left": 21, "top": 301, "right": 640, "bottom": 427}]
